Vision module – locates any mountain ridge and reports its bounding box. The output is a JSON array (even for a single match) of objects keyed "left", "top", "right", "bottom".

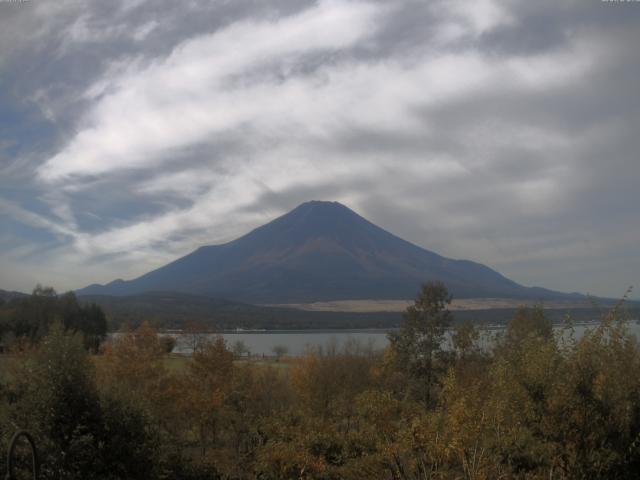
[
  {"left": 0, "top": 289, "right": 29, "bottom": 302},
  {"left": 77, "top": 201, "right": 582, "bottom": 303}
]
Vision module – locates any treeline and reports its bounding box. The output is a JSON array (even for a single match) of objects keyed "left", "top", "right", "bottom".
[
  {"left": 80, "top": 291, "right": 402, "bottom": 331},
  {"left": 0, "top": 283, "right": 639, "bottom": 479},
  {"left": 78, "top": 292, "right": 635, "bottom": 332},
  {"left": 0, "top": 285, "right": 107, "bottom": 351}
]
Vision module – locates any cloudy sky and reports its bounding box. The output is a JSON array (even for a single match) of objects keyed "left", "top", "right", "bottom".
[{"left": 0, "top": 0, "right": 638, "bottom": 299}]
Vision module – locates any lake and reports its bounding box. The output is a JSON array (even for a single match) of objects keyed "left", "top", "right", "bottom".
[
  {"left": 171, "top": 329, "right": 390, "bottom": 356},
  {"left": 166, "top": 320, "right": 640, "bottom": 356}
]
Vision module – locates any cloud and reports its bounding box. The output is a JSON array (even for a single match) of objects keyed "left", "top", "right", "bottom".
[
  {"left": 0, "top": 198, "right": 77, "bottom": 240},
  {"left": 0, "top": 0, "right": 638, "bottom": 298},
  {"left": 37, "top": 0, "right": 384, "bottom": 181}
]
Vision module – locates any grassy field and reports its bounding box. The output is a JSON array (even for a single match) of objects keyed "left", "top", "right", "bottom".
[
  {"left": 266, "top": 297, "right": 597, "bottom": 313},
  {"left": 142, "top": 353, "right": 295, "bottom": 375},
  {"left": 0, "top": 353, "right": 293, "bottom": 384},
  {"left": 162, "top": 353, "right": 293, "bottom": 373},
  {"left": 0, "top": 354, "right": 14, "bottom": 383}
]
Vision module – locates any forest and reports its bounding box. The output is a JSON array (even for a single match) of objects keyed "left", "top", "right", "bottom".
[{"left": 0, "top": 283, "right": 639, "bottom": 479}]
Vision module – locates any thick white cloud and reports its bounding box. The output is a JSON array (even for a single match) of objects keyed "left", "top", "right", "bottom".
[
  {"left": 41, "top": 0, "right": 580, "bottom": 183},
  {"left": 38, "top": 0, "right": 383, "bottom": 181}
]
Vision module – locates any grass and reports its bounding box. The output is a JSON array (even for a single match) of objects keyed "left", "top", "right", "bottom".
[
  {"left": 163, "top": 354, "right": 191, "bottom": 373},
  {"left": 0, "top": 354, "right": 14, "bottom": 383},
  {"left": 0, "top": 351, "right": 294, "bottom": 383},
  {"left": 162, "top": 353, "right": 293, "bottom": 374}
]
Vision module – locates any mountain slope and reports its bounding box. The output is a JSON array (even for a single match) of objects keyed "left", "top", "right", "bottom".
[
  {"left": 0, "top": 289, "right": 29, "bottom": 302},
  {"left": 78, "top": 201, "right": 579, "bottom": 303}
]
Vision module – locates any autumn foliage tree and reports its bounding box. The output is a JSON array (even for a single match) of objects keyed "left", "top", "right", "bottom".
[
  {"left": 186, "top": 336, "right": 234, "bottom": 459},
  {"left": 2, "top": 284, "right": 640, "bottom": 479}
]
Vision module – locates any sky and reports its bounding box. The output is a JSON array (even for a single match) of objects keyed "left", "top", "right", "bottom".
[{"left": 0, "top": 0, "right": 638, "bottom": 299}]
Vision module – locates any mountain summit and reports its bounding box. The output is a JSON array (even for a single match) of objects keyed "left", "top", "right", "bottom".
[{"left": 78, "top": 201, "right": 574, "bottom": 303}]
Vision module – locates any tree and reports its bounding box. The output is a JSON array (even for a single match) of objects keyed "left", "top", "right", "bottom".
[
  {"left": 99, "top": 396, "right": 160, "bottom": 479},
  {"left": 183, "top": 321, "right": 208, "bottom": 354},
  {"left": 160, "top": 335, "right": 177, "bottom": 353},
  {"left": 505, "top": 305, "right": 552, "bottom": 345},
  {"left": 5, "top": 323, "right": 162, "bottom": 479},
  {"left": 81, "top": 303, "right": 108, "bottom": 352},
  {"left": 97, "top": 321, "right": 167, "bottom": 415},
  {"left": 232, "top": 339, "right": 249, "bottom": 358},
  {"left": 10, "top": 286, "right": 58, "bottom": 340},
  {"left": 452, "top": 321, "right": 479, "bottom": 359},
  {"left": 12, "top": 323, "right": 105, "bottom": 479},
  {"left": 187, "top": 336, "right": 234, "bottom": 458},
  {"left": 388, "top": 281, "right": 452, "bottom": 406},
  {"left": 272, "top": 345, "right": 289, "bottom": 361},
  {"left": 292, "top": 342, "right": 376, "bottom": 420},
  {"left": 1, "top": 286, "right": 107, "bottom": 349}
]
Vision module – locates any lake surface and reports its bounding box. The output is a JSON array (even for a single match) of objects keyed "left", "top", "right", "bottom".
[
  {"left": 166, "top": 321, "right": 640, "bottom": 356},
  {"left": 171, "top": 329, "right": 390, "bottom": 356}
]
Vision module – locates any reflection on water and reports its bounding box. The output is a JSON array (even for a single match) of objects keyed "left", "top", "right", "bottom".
[{"left": 164, "top": 320, "right": 640, "bottom": 356}]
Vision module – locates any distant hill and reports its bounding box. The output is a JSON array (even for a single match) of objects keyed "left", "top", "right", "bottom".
[
  {"left": 78, "top": 201, "right": 583, "bottom": 303},
  {"left": 0, "top": 289, "right": 28, "bottom": 302},
  {"left": 78, "top": 291, "right": 625, "bottom": 331}
]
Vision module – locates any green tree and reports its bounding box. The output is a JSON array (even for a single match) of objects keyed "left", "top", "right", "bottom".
[
  {"left": 10, "top": 323, "right": 104, "bottom": 479},
  {"left": 2, "top": 287, "right": 107, "bottom": 350},
  {"left": 388, "top": 281, "right": 452, "bottom": 406},
  {"left": 99, "top": 396, "right": 160, "bottom": 480},
  {"left": 80, "top": 303, "right": 108, "bottom": 352}
]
